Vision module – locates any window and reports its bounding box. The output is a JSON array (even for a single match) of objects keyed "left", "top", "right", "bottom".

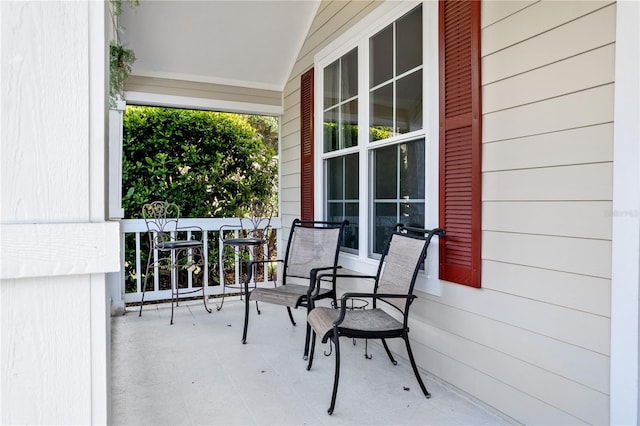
[
  {"left": 323, "top": 48, "right": 359, "bottom": 249},
  {"left": 312, "top": 0, "right": 481, "bottom": 290},
  {"left": 324, "top": 48, "right": 358, "bottom": 152},
  {"left": 321, "top": 4, "right": 425, "bottom": 256}
]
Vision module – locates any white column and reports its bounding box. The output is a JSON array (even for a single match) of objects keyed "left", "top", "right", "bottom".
[
  {"left": 610, "top": 0, "right": 640, "bottom": 424},
  {"left": 0, "top": 1, "right": 117, "bottom": 424}
]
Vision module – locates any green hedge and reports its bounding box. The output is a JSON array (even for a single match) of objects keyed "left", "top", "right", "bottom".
[{"left": 122, "top": 106, "right": 278, "bottom": 219}]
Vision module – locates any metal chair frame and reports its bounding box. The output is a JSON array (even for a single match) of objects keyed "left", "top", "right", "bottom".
[
  {"left": 138, "top": 201, "right": 211, "bottom": 324},
  {"left": 215, "top": 202, "right": 273, "bottom": 311},
  {"left": 306, "top": 225, "right": 444, "bottom": 414},
  {"left": 242, "top": 218, "right": 348, "bottom": 359}
]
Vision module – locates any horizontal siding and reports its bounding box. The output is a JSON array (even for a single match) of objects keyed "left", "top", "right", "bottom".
[
  {"left": 484, "top": 163, "right": 612, "bottom": 201},
  {"left": 482, "top": 1, "right": 613, "bottom": 56},
  {"left": 482, "top": 3, "right": 616, "bottom": 84},
  {"left": 483, "top": 84, "right": 614, "bottom": 142},
  {"left": 418, "top": 294, "right": 610, "bottom": 393},
  {"left": 483, "top": 123, "right": 613, "bottom": 171},
  {"left": 404, "top": 316, "right": 608, "bottom": 425},
  {"left": 483, "top": 201, "right": 612, "bottom": 240},
  {"left": 483, "top": 43, "right": 615, "bottom": 113},
  {"left": 484, "top": 231, "right": 611, "bottom": 280},
  {"left": 483, "top": 260, "right": 611, "bottom": 317}
]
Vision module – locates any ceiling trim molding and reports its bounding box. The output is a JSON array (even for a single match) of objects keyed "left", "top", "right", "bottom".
[
  {"left": 125, "top": 91, "right": 283, "bottom": 116},
  {"left": 131, "top": 69, "right": 285, "bottom": 93}
]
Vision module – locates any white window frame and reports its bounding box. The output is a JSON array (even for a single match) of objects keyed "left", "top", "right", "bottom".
[{"left": 314, "top": 0, "right": 441, "bottom": 295}]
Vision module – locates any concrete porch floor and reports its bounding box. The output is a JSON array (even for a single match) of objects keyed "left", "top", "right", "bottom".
[{"left": 111, "top": 297, "right": 514, "bottom": 425}]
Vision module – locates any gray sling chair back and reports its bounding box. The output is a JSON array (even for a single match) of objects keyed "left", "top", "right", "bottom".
[
  {"left": 242, "top": 218, "right": 348, "bottom": 359},
  {"left": 306, "top": 225, "right": 444, "bottom": 415}
]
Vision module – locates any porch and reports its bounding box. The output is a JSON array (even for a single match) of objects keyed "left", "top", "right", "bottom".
[{"left": 111, "top": 298, "right": 512, "bottom": 425}]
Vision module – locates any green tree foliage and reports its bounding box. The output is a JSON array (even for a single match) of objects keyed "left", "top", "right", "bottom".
[{"left": 122, "top": 106, "right": 278, "bottom": 219}]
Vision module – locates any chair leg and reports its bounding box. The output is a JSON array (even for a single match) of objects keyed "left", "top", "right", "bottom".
[
  {"left": 215, "top": 280, "right": 226, "bottom": 311},
  {"left": 286, "top": 307, "right": 296, "bottom": 326},
  {"left": 306, "top": 331, "right": 316, "bottom": 370},
  {"left": 328, "top": 334, "right": 341, "bottom": 415},
  {"left": 381, "top": 338, "right": 398, "bottom": 365},
  {"left": 303, "top": 322, "right": 312, "bottom": 360},
  {"left": 202, "top": 285, "right": 212, "bottom": 314},
  {"left": 242, "top": 281, "right": 251, "bottom": 344},
  {"left": 404, "top": 335, "right": 430, "bottom": 398},
  {"left": 139, "top": 259, "right": 153, "bottom": 317}
]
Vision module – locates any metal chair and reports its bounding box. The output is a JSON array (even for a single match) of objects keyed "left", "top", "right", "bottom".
[
  {"left": 242, "top": 218, "right": 348, "bottom": 360},
  {"left": 138, "top": 201, "right": 211, "bottom": 324},
  {"left": 306, "top": 225, "right": 444, "bottom": 414},
  {"left": 216, "top": 202, "right": 273, "bottom": 311}
]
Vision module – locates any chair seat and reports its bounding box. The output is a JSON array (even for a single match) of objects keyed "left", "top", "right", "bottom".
[
  {"left": 308, "top": 306, "right": 403, "bottom": 340},
  {"left": 250, "top": 284, "right": 332, "bottom": 308},
  {"left": 156, "top": 240, "right": 202, "bottom": 250}
]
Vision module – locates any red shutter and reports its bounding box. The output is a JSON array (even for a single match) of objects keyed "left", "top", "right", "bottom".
[
  {"left": 300, "top": 68, "right": 315, "bottom": 221},
  {"left": 438, "top": 0, "right": 482, "bottom": 287}
]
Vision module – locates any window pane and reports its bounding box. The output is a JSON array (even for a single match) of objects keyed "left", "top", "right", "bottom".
[
  {"left": 396, "top": 5, "right": 422, "bottom": 75},
  {"left": 327, "top": 202, "right": 344, "bottom": 219},
  {"left": 340, "top": 99, "right": 358, "bottom": 149},
  {"left": 374, "top": 144, "right": 397, "bottom": 199},
  {"left": 323, "top": 108, "right": 338, "bottom": 152},
  {"left": 344, "top": 202, "right": 359, "bottom": 250},
  {"left": 341, "top": 48, "right": 358, "bottom": 100},
  {"left": 326, "top": 156, "right": 344, "bottom": 200},
  {"left": 400, "top": 202, "right": 425, "bottom": 229},
  {"left": 370, "top": 24, "right": 393, "bottom": 88},
  {"left": 344, "top": 153, "right": 359, "bottom": 199},
  {"left": 374, "top": 202, "right": 397, "bottom": 254},
  {"left": 399, "top": 139, "right": 425, "bottom": 199},
  {"left": 324, "top": 59, "right": 339, "bottom": 108},
  {"left": 326, "top": 154, "right": 359, "bottom": 252},
  {"left": 370, "top": 83, "right": 393, "bottom": 141},
  {"left": 396, "top": 70, "right": 422, "bottom": 134},
  {"left": 372, "top": 139, "right": 425, "bottom": 255}
]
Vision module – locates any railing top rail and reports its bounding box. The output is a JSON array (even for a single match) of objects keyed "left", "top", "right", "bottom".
[{"left": 120, "top": 217, "right": 282, "bottom": 233}]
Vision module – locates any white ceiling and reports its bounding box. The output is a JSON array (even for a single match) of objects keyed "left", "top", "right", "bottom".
[{"left": 119, "top": 0, "right": 320, "bottom": 91}]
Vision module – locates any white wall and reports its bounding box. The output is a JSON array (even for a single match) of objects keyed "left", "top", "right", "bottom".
[{"left": 0, "top": 1, "right": 119, "bottom": 424}]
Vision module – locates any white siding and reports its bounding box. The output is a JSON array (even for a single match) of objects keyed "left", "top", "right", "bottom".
[{"left": 280, "top": 1, "right": 616, "bottom": 424}]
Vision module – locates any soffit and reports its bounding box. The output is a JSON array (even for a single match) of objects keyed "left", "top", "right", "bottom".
[{"left": 119, "top": 0, "right": 320, "bottom": 92}]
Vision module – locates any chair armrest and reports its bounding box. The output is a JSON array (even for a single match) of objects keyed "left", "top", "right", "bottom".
[
  {"left": 317, "top": 272, "right": 377, "bottom": 281},
  {"left": 312, "top": 272, "right": 377, "bottom": 299},
  {"left": 176, "top": 225, "right": 204, "bottom": 238},
  {"left": 332, "top": 292, "right": 416, "bottom": 325},
  {"left": 307, "top": 266, "right": 343, "bottom": 297},
  {"left": 244, "top": 259, "right": 284, "bottom": 283}
]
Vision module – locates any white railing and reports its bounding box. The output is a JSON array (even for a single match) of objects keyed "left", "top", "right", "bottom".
[{"left": 117, "top": 217, "right": 281, "bottom": 304}]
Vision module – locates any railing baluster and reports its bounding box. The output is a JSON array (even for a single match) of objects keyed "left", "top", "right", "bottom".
[
  {"left": 135, "top": 232, "right": 141, "bottom": 293},
  {"left": 203, "top": 230, "right": 209, "bottom": 295}
]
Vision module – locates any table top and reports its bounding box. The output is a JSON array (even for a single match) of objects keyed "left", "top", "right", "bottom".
[{"left": 223, "top": 237, "right": 265, "bottom": 247}]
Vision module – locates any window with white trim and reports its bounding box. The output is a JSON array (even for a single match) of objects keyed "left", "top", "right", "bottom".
[{"left": 320, "top": 3, "right": 427, "bottom": 257}]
